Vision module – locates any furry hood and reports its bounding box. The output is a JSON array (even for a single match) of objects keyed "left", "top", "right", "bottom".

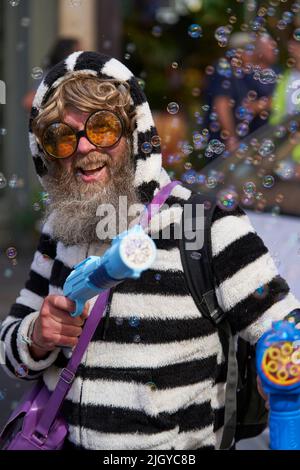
[{"left": 28, "top": 50, "right": 187, "bottom": 204}]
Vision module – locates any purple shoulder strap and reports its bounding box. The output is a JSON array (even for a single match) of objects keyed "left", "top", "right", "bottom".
[{"left": 35, "top": 180, "right": 181, "bottom": 438}]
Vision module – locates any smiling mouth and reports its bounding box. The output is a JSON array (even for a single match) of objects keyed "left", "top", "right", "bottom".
[{"left": 75, "top": 163, "right": 108, "bottom": 182}]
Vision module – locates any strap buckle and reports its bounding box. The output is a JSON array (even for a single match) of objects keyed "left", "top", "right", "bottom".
[{"left": 60, "top": 367, "right": 75, "bottom": 384}]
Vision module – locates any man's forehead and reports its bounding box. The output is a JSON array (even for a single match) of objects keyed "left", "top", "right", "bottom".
[{"left": 63, "top": 106, "right": 92, "bottom": 127}]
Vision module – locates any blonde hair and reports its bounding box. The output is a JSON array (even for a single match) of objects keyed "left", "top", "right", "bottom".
[{"left": 32, "top": 72, "right": 136, "bottom": 143}]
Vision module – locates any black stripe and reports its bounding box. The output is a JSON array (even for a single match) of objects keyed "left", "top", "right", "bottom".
[
  {"left": 176, "top": 401, "right": 213, "bottom": 432},
  {"left": 213, "top": 406, "right": 225, "bottom": 432},
  {"left": 213, "top": 232, "right": 268, "bottom": 286},
  {"left": 135, "top": 127, "right": 161, "bottom": 160},
  {"left": 128, "top": 77, "right": 147, "bottom": 107},
  {"left": 49, "top": 259, "right": 72, "bottom": 288},
  {"left": 77, "top": 355, "right": 218, "bottom": 389},
  {"left": 33, "top": 156, "right": 48, "bottom": 177},
  {"left": 0, "top": 319, "right": 20, "bottom": 341},
  {"left": 25, "top": 270, "right": 49, "bottom": 298},
  {"left": 226, "top": 275, "right": 290, "bottom": 334},
  {"left": 92, "top": 316, "right": 216, "bottom": 344},
  {"left": 113, "top": 269, "right": 190, "bottom": 296},
  {"left": 7, "top": 303, "right": 35, "bottom": 320},
  {"left": 74, "top": 51, "right": 110, "bottom": 73},
  {"left": 43, "top": 60, "right": 67, "bottom": 88},
  {"left": 215, "top": 362, "right": 227, "bottom": 384},
  {"left": 38, "top": 233, "right": 57, "bottom": 259},
  {"left": 9, "top": 323, "right": 45, "bottom": 378},
  {"left": 62, "top": 400, "right": 213, "bottom": 435},
  {"left": 137, "top": 181, "right": 159, "bottom": 204},
  {"left": 211, "top": 205, "right": 245, "bottom": 223}
]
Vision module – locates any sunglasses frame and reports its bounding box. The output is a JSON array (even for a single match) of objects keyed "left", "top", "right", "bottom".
[{"left": 41, "top": 109, "right": 125, "bottom": 160}]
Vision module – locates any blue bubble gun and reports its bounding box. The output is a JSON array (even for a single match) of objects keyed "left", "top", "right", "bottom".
[
  {"left": 256, "top": 320, "right": 300, "bottom": 449},
  {"left": 63, "top": 224, "right": 156, "bottom": 317}
]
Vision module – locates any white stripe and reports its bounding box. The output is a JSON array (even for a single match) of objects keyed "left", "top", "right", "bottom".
[
  {"left": 211, "top": 214, "right": 255, "bottom": 257},
  {"left": 45, "top": 371, "right": 213, "bottom": 416},
  {"left": 31, "top": 251, "right": 54, "bottom": 280},
  {"left": 16, "top": 311, "right": 60, "bottom": 371},
  {"left": 135, "top": 102, "right": 155, "bottom": 133},
  {"left": 134, "top": 154, "right": 162, "bottom": 187},
  {"left": 150, "top": 248, "right": 183, "bottom": 271},
  {"left": 173, "top": 425, "right": 215, "bottom": 450},
  {"left": 29, "top": 132, "right": 39, "bottom": 156},
  {"left": 101, "top": 58, "right": 133, "bottom": 81},
  {"left": 15, "top": 288, "right": 44, "bottom": 311},
  {"left": 215, "top": 253, "right": 278, "bottom": 311},
  {"left": 147, "top": 205, "right": 183, "bottom": 236},
  {"left": 85, "top": 333, "right": 220, "bottom": 369},
  {"left": 110, "top": 292, "right": 201, "bottom": 320},
  {"left": 68, "top": 424, "right": 180, "bottom": 450},
  {"left": 56, "top": 241, "right": 87, "bottom": 269},
  {"left": 32, "top": 80, "right": 49, "bottom": 109},
  {"left": 240, "top": 292, "right": 300, "bottom": 344},
  {"left": 0, "top": 315, "right": 20, "bottom": 335},
  {"left": 211, "top": 381, "right": 226, "bottom": 409},
  {"left": 65, "top": 51, "right": 84, "bottom": 71}
]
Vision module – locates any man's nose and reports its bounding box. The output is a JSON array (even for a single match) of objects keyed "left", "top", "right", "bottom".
[{"left": 77, "top": 135, "right": 96, "bottom": 154}]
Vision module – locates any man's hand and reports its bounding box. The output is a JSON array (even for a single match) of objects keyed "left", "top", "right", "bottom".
[
  {"left": 29, "top": 295, "right": 89, "bottom": 359},
  {"left": 257, "top": 375, "right": 269, "bottom": 410}
]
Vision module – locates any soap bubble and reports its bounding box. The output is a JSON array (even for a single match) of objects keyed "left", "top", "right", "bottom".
[
  {"left": 206, "top": 176, "right": 218, "bottom": 188},
  {"left": 208, "top": 139, "right": 225, "bottom": 154},
  {"left": 0, "top": 128, "right": 7, "bottom": 136},
  {"left": 259, "top": 139, "right": 275, "bottom": 157},
  {"left": 33, "top": 202, "right": 41, "bottom": 211},
  {"left": 151, "top": 135, "right": 161, "bottom": 147},
  {"left": 283, "top": 11, "right": 294, "bottom": 23},
  {"left": 214, "top": 26, "right": 231, "bottom": 46},
  {"left": 216, "top": 189, "right": 239, "bottom": 211},
  {"left": 216, "top": 58, "right": 232, "bottom": 77},
  {"left": 258, "top": 68, "right": 277, "bottom": 84},
  {"left": 126, "top": 43, "right": 136, "bottom": 53},
  {"left": 243, "top": 182, "right": 256, "bottom": 195},
  {"left": 146, "top": 382, "right": 158, "bottom": 391},
  {"left": 9, "top": 0, "right": 20, "bottom": 5},
  {"left": 133, "top": 335, "right": 141, "bottom": 344},
  {"left": 236, "top": 122, "right": 249, "bottom": 137},
  {"left": 262, "top": 175, "right": 275, "bottom": 188},
  {"left": 15, "top": 364, "right": 29, "bottom": 378},
  {"left": 8, "top": 174, "right": 18, "bottom": 189},
  {"left": 6, "top": 247, "right": 17, "bottom": 259},
  {"left": 4, "top": 268, "right": 13, "bottom": 278},
  {"left": 167, "top": 102, "right": 179, "bottom": 115},
  {"left": 20, "top": 17, "right": 30, "bottom": 27},
  {"left": 293, "top": 28, "right": 300, "bottom": 41},
  {"left": 0, "top": 390, "right": 7, "bottom": 400},
  {"left": 0, "top": 173, "right": 7, "bottom": 189},
  {"left": 253, "top": 285, "right": 269, "bottom": 299},
  {"left": 171, "top": 62, "right": 178, "bottom": 69},
  {"left": 181, "top": 143, "right": 193, "bottom": 155},
  {"left": 124, "top": 53, "right": 131, "bottom": 60},
  {"left": 188, "top": 24, "right": 202, "bottom": 39},
  {"left": 115, "top": 318, "right": 124, "bottom": 326},
  {"left": 31, "top": 67, "right": 43, "bottom": 80},
  {"left": 141, "top": 142, "right": 152, "bottom": 154},
  {"left": 205, "top": 65, "right": 215, "bottom": 75},
  {"left": 154, "top": 273, "right": 161, "bottom": 281},
  {"left": 128, "top": 317, "right": 140, "bottom": 328},
  {"left": 152, "top": 26, "right": 162, "bottom": 38},
  {"left": 137, "top": 78, "right": 145, "bottom": 90}
]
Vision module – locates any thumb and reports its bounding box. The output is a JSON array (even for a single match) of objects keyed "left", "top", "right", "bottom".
[{"left": 81, "top": 301, "right": 90, "bottom": 320}]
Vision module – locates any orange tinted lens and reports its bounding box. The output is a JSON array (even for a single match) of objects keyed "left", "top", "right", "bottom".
[
  {"left": 43, "top": 123, "right": 77, "bottom": 158},
  {"left": 86, "top": 111, "right": 122, "bottom": 147}
]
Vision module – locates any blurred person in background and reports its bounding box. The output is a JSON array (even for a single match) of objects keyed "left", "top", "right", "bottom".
[
  {"left": 203, "top": 32, "right": 278, "bottom": 153},
  {"left": 22, "top": 37, "right": 82, "bottom": 112}
]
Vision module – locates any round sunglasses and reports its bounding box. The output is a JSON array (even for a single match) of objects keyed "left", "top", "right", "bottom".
[{"left": 42, "top": 110, "right": 125, "bottom": 160}]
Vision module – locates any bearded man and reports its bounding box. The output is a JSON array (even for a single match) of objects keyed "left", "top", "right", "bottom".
[{"left": 1, "top": 52, "right": 300, "bottom": 450}]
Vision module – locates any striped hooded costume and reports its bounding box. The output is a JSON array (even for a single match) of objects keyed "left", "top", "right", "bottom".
[{"left": 1, "top": 51, "right": 300, "bottom": 450}]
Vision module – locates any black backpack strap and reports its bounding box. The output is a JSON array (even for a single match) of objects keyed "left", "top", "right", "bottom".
[{"left": 179, "top": 192, "right": 238, "bottom": 450}]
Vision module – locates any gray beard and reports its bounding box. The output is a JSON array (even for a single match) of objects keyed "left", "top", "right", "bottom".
[{"left": 41, "top": 148, "right": 140, "bottom": 246}]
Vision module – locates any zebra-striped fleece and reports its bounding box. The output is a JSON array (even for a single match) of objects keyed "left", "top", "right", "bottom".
[{"left": 1, "top": 51, "right": 300, "bottom": 450}]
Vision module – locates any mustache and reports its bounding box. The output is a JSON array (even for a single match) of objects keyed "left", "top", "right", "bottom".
[{"left": 73, "top": 151, "right": 111, "bottom": 170}]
